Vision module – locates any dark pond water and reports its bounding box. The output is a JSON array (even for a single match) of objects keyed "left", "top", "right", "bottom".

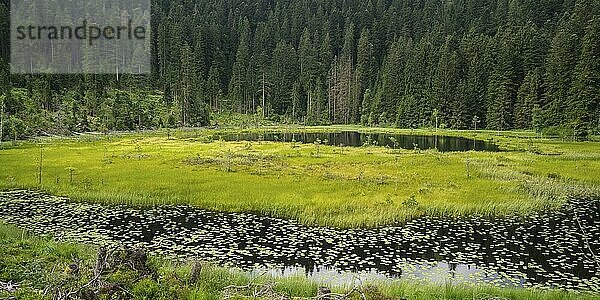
[
  {"left": 216, "top": 131, "right": 500, "bottom": 152},
  {"left": 0, "top": 191, "right": 599, "bottom": 292}
]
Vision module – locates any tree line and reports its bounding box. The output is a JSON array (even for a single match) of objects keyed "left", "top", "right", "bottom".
[{"left": 1, "top": 0, "right": 599, "bottom": 140}]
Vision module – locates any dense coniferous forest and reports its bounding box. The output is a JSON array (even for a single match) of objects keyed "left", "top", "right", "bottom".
[{"left": 0, "top": 0, "right": 599, "bottom": 139}]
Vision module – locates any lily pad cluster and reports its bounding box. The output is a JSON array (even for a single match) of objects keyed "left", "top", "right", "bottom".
[{"left": 0, "top": 190, "right": 598, "bottom": 292}]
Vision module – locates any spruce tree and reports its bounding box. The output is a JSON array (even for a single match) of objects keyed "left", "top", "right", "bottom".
[{"left": 569, "top": 17, "right": 600, "bottom": 134}]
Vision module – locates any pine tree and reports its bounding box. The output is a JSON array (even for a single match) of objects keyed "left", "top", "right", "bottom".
[
  {"left": 569, "top": 17, "right": 600, "bottom": 135},
  {"left": 0, "top": 3, "right": 8, "bottom": 62},
  {"left": 486, "top": 30, "right": 518, "bottom": 130},
  {"left": 433, "top": 37, "right": 458, "bottom": 128},
  {"left": 270, "top": 40, "right": 298, "bottom": 116},
  {"left": 2, "top": 0, "right": 600, "bottom": 132},
  {"left": 544, "top": 14, "right": 580, "bottom": 127},
  {"left": 180, "top": 43, "right": 195, "bottom": 126},
  {"left": 486, "top": 73, "right": 512, "bottom": 131},
  {"left": 299, "top": 28, "right": 317, "bottom": 119},
  {"left": 229, "top": 18, "right": 251, "bottom": 113},
  {"left": 207, "top": 66, "right": 222, "bottom": 113},
  {"left": 292, "top": 81, "right": 302, "bottom": 121},
  {"left": 357, "top": 28, "right": 374, "bottom": 113},
  {"left": 515, "top": 69, "right": 542, "bottom": 129}
]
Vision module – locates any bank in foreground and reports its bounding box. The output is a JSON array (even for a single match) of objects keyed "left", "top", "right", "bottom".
[{"left": 0, "top": 222, "right": 597, "bottom": 300}]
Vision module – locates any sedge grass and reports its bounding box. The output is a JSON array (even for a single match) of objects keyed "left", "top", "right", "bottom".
[{"left": 0, "top": 127, "right": 599, "bottom": 228}]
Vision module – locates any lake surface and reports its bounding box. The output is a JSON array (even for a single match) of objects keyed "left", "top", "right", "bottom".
[
  {"left": 0, "top": 190, "right": 598, "bottom": 292},
  {"left": 216, "top": 131, "right": 500, "bottom": 152}
]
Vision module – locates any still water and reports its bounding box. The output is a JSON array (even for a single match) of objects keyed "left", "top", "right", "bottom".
[
  {"left": 1, "top": 191, "right": 598, "bottom": 291},
  {"left": 216, "top": 131, "right": 500, "bottom": 152}
]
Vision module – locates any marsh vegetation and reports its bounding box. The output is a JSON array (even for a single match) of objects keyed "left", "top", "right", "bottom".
[
  {"left": 1, "top": 127, "right": 599, "bottom": 298},
  {"left": 1, "top": 127, "right": 599, "bottom": 228},
  {"left": 3, "top": 221, "right": 597, "bottom": 300},
  {"left": 2, "top": 0, "right": 600, "bottom": 297},
  {"left": 0, "top": 190, "right": 599, "bottom": 293}
]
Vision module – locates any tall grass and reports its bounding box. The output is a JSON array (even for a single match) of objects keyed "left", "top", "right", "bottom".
[{"left": 1, "top": 128, "right": 599, "bottom": 228}]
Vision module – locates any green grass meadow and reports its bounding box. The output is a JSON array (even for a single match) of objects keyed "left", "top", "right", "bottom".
[{"left": 1, "top": 126, "right": 599, "bottom": 228}]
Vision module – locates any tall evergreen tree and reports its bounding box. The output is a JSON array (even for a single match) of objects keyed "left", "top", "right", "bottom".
[
  {"left": 0, "top": 0, "right": 598, "bottom": 134},
  {"left": 569, "top": 17, "right": 600, "bottom": 134},
  {"left": 515, "top": 69, "right": 542, "bottom": 129},
  {"left": 229, "top": 18, "right": 251, "bottom": 113}
]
